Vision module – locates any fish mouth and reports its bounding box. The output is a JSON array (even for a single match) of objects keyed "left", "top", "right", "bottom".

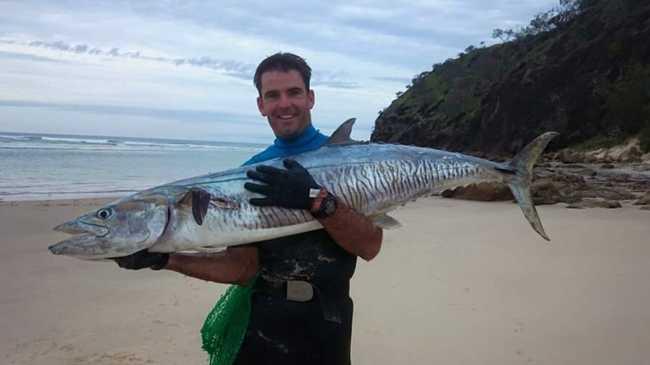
[
  {"left": 50, "top": 220, "right": 111, "bottom": 259},
  {"left": 53, "top": 220, "right": 109, "bottom": 237},
  {"left": 48, "top": 234, "right": 107, "bottom": 259}
]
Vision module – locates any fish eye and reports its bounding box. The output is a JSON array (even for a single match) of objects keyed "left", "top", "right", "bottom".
[{"left": 96, "top": 208, "right": 113, "bottom": 220}]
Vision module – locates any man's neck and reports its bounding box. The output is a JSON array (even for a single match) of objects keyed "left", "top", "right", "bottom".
[{"left": 274, "top": 124, "right": 317, "bottom": 148}]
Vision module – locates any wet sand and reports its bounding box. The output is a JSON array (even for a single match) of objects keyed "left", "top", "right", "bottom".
[{"left": 1, "top": 197, "right": 649, "bottom": 364}]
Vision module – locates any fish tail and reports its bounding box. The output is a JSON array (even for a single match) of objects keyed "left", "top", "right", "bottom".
[{"left": 498, "top": 132, "right": 559, "bottom": 241}]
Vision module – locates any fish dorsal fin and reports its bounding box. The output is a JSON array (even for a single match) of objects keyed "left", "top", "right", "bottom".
[{"left": 326, "top": 118, "right": 357, "bottom": 145}]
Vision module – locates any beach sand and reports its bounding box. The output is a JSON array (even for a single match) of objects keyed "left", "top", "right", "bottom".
[{"left": 1, "top": 197, "right": 649, "bottom": 364}]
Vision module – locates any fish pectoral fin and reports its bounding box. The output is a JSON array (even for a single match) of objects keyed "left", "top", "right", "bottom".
[
  {"left": 178, "top": 188, "right": 240, "bottom": 225},
  {"left": 370, "top": 213, "right": 402, "bottom": 230},
  {"left": 178, "top": 187, "right": 211, "bottom": 226}
]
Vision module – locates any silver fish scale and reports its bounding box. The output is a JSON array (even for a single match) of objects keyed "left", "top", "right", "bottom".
[
  {"left": 310, "top": 158, "right": 482, "bottom": 217},
  {"left": 142, "top": 143, "right": 502, "bottom": 251},
  {"left": 183, "top": 143, "right": 492, "bottom": 233}
]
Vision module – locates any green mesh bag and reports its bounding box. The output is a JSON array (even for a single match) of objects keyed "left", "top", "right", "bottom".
[{"left": 201, "top": 277, "right": 257, "bottom": 365}]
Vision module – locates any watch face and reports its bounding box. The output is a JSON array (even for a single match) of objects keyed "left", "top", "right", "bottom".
[{"left": 313, "top": 193, "right": 337, "bottom": 219}]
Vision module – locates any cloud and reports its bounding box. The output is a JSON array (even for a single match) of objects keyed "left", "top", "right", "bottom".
[
  {"left": 0, "top": 0, "right": 558, "bottom": 141},
  {"left": 21, "top": 39, "right": 257, "bottom": 80},
  {"left": 0, "top": 50, "right": 65, "bottom": 63},
  {"left": 11, "top": 38, "right": 360, "bottom": 88},
  {"left": 0, "top": 99, "right": 259, "bottom": 125},
  {"left": 372, "top": 76, "right": 411, "bottom": 84}
]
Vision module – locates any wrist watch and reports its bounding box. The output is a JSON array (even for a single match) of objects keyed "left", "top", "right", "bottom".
[{"left": 311, "top": 191, "right": 337, "bottom": 219}]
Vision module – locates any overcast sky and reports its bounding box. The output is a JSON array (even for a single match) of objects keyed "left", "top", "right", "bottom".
[{"left": 0, "top": 0, "right": 557, "bottom": 143}]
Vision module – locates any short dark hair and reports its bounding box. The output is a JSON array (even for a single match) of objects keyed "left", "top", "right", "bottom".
[{"left": 253, "top": 52, "right": 312, "bottom": 94}]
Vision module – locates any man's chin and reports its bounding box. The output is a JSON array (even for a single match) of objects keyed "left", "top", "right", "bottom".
[{"left": 271, "top": 120, "right": 309, "bottom": 139}]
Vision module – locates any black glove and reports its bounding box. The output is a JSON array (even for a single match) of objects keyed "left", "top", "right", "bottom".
[
  {"left": 114, "top": 249, "right": 169, "bottom": 270},
  {"left": 245, "top": 159, "right": 320, "bottom": 209}
]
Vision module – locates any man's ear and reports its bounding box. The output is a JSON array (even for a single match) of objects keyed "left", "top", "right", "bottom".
[
  {"left": 307, "top": 89, "right": 315, "bottom": 110},
  {"left": 257, "top": 96, "right": 266, "bottom": 116}
]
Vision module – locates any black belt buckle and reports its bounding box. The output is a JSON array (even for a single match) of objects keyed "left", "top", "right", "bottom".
[{"left": 286, "top": 280, "right": 314, "bottom": 302}]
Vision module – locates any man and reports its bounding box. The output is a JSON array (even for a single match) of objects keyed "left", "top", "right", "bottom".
[{"left": 116, "top": 52, "right": 382, "bottom": 364}]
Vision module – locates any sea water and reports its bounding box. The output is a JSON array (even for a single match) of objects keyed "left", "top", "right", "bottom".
[{"left": 0, "top": 132, "right": 264, "bottom": 201}]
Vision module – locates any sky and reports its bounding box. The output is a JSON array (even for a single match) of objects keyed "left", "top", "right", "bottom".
[{"left": 0, "top": 0, "right": 558, "bottom": 143}]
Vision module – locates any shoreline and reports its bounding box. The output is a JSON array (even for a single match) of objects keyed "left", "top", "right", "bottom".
[
  {"left": 2, "top": 159, "right": 647, "bottom": 204},
  {"left": 0, "top": 196, "right": 116, "bottom": 206},
  {"left": 0, "top": 192, "right": 133, "bottom": 203},
  {"left": 2, "top": 158, "right": 647, "bottom": 205}
]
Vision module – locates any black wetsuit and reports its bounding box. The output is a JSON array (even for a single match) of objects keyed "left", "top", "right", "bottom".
[{"left": 234, "top": 229, "right": 357, "bottom": 365}]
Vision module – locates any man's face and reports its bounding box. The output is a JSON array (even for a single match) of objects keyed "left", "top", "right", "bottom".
[{"left": 257, "top": 69, "right": 315, "bottom": 139}]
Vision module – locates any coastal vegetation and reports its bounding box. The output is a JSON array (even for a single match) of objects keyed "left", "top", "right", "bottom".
[{"left": 372, "top": 0, "right": 650, "bottom": 156}]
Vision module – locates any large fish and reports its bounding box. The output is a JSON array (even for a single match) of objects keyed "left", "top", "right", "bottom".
[{"left": 49, "top": 119, "right": 558, "bottom": 260}]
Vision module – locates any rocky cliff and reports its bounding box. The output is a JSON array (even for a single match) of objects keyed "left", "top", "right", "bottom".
[{"left": 371, "top": 0, "right": 650, "bottom": 159}]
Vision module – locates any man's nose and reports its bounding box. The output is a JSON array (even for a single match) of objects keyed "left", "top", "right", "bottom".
[{"left": 277, "top": 93, "right": 291, "bottom": 108}]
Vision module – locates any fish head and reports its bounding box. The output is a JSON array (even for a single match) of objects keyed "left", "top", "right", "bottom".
[{"left": 49, "top": 195, "right": 169, "bottom": 260}]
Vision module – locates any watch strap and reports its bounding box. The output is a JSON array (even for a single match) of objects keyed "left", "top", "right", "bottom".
[{"left": 311, "top": 189, "right": 337, "bottom": 219}]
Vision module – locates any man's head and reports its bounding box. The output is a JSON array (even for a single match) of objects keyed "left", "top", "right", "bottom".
[{"left": 254, "top": 53, "right": 315, "bottom": 139}]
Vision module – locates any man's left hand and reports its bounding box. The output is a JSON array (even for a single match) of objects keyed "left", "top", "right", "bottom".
[
  {"left": 113, "top": 249, "right": 169, "bottom": 270},
  {"left": 245, "top": 159, "right": 320, "bottom": 209}
]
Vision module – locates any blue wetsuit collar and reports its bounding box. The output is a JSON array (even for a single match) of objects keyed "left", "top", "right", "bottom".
[
  {"left": 273, "top": 124, "right": 321, "bottom": 149},
  {"left": 242, "top": 123, "right": 328, "bottom": 166}
]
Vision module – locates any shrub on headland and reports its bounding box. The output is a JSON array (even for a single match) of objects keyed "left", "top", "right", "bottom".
[{"left": 372, "top": 0, "right": 650, "bottom": 158}]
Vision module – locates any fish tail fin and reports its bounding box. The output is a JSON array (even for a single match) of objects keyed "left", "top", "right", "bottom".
[{"left": 499, "top": 132, "right": 559, "bottom": 241}]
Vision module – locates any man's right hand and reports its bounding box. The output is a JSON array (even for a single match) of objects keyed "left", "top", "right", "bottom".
[
  {"left": 245, "top": 159, "right": 320, "bottom": 209},
  {"left": 113, "top": 249, "right": 169, "bottom": 270}
]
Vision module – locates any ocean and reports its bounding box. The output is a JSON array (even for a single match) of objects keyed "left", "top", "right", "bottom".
[{"left": 0, "top": 131, "right": 265, "bottom": 201}]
